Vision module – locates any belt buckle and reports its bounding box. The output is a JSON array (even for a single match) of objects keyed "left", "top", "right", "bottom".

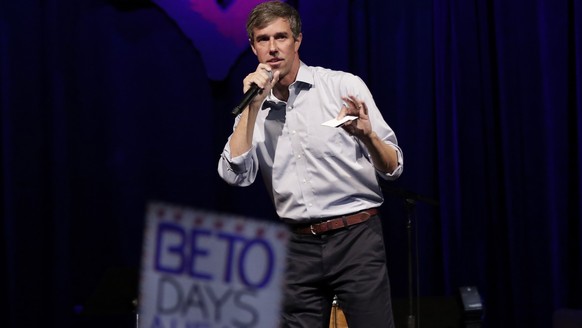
[{"left": 310, "top": 224, "right": 316, "bottom": 235}]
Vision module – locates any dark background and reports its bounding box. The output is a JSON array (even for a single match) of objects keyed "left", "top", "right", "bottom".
[{"left": 1, "top": 0, "right": 581, "bottom": 327}]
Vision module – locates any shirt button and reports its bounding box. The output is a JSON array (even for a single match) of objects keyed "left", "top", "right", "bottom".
[
  {"left": 297, "top": 155, "right": 301, "bottom": 159},
  {"left": 292, "top": 130, "right": 296, "bottom": 135},
  {"left": 308, "top": 203, "right": 313, "bottom": 207}
]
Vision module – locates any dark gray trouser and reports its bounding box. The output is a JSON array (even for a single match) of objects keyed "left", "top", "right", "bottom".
[{"left": 281, "top": 215, "right": 395, "bottom": 328}]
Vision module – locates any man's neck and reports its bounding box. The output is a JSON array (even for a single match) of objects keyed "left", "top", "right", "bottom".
[
  {"left": 273, "top": 84, "right": 290, "bottom": 101},
  {"left": 273, "top": 59, "right": 300, "bottom": 101}
]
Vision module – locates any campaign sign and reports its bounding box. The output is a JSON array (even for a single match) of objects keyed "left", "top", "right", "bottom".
[{"left": 139, "top": 203, "right": 289, "bottom": 328}]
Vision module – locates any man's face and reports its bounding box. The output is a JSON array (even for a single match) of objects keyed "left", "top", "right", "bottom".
[{"left": 250, "top": 17, "right": 302, "bottom": 80}]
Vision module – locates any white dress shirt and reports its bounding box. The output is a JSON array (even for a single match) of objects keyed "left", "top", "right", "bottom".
[{"left": 218, "top": 62, "right": 403, "bottom": 222}]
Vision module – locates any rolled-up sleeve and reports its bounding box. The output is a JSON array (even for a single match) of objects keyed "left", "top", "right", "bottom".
[
  {"left": 217, "top": 141, "right": 259, "bottom": 187},
  {"left": 345, "top": 74, "right": 404, "bottom": 181},
  {"left": 377, "top": 143, "right": 403, "bottom": 180}
]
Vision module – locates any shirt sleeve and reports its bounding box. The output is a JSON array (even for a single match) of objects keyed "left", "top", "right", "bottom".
[
  {"left": 217, "top": 124, "right": 260, "bottom": 187},
  {"left": 377, "top": 143, "right": 404, "bottom": 180},
  {"left": 343, "top": 74, "right": 404, "bottom": 180}
]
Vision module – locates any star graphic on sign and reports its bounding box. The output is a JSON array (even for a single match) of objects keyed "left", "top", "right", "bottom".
[
  {"left": 214, "top": 220, "right": 224, "bottom": 230},
  {"left": 277, "top": 230, "right": 287, "bottom": 240},
  {"left": 194, "top": 216, "right": 204, "bottom": 226}
]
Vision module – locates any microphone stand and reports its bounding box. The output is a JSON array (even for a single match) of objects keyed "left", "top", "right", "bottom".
[
  {"left": 381, "top": 183, "right": 439, "bottom": 328},
  {"left": 406, "top": 198, "right": 418, "bottom": 328}
]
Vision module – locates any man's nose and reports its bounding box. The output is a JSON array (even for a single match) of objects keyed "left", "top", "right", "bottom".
[{"left": 268, "top": 38, "right": 277, "bottom": 52}]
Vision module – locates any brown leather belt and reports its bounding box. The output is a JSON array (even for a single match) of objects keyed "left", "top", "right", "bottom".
[{"left": 292, "top": 208, "right": 379, "bottom": 235}]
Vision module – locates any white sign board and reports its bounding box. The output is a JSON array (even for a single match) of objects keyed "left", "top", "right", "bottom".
[{"left": 139, "top": 203, "right": 289, "bottom": 328}]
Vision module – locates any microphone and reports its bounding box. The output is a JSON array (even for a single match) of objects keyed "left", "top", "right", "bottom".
[{"left": 232, "top": 70, "right": 273, "bottom": 115}]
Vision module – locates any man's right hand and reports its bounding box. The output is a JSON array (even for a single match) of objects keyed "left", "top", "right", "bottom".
[{"left": 242, "top": 64, "right": 279, "bottom": 110}]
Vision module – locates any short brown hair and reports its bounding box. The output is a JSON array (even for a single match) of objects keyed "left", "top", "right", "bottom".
[{"left": 246, "top": 1, "right": 302, "bottom": 42}]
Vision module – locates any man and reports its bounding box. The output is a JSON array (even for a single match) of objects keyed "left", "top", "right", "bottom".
[{"left": 218, "top": 1, "right": 403, "bottom": 327}]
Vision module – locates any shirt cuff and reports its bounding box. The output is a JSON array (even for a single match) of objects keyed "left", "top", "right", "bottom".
[
  {"left": 222, "top": 144, "right": 253, "bottom": 174},
  {"left": 378, "top": 144, "right": 403, "bottom": 180}
]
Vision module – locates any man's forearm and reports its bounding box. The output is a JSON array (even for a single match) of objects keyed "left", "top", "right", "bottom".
[
  {"left": 229, "top": 107, "right": 259, "bottom": 158},
  {"left": 361, "top": 131, "right": 399, "bottom": 174}
]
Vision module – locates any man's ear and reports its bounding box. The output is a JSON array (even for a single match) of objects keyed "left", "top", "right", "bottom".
[
  {"left": 294, "top": 33, "right": 303, "bottom": 51},
  {"left": 250, "top": 39, "right": 258, "bottom": 55}
]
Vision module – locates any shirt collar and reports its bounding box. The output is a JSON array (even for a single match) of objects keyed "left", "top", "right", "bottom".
[
  {"left": 295, "top": 61, "right": 314, "bottom": 87},
  {"left": 263, "top": 61, "right": 313, "bottom": 109}
]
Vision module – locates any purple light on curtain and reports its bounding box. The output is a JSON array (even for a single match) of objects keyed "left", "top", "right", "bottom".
[{"left": 151, "top": 0, "right": 285, "bottom": 80}]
